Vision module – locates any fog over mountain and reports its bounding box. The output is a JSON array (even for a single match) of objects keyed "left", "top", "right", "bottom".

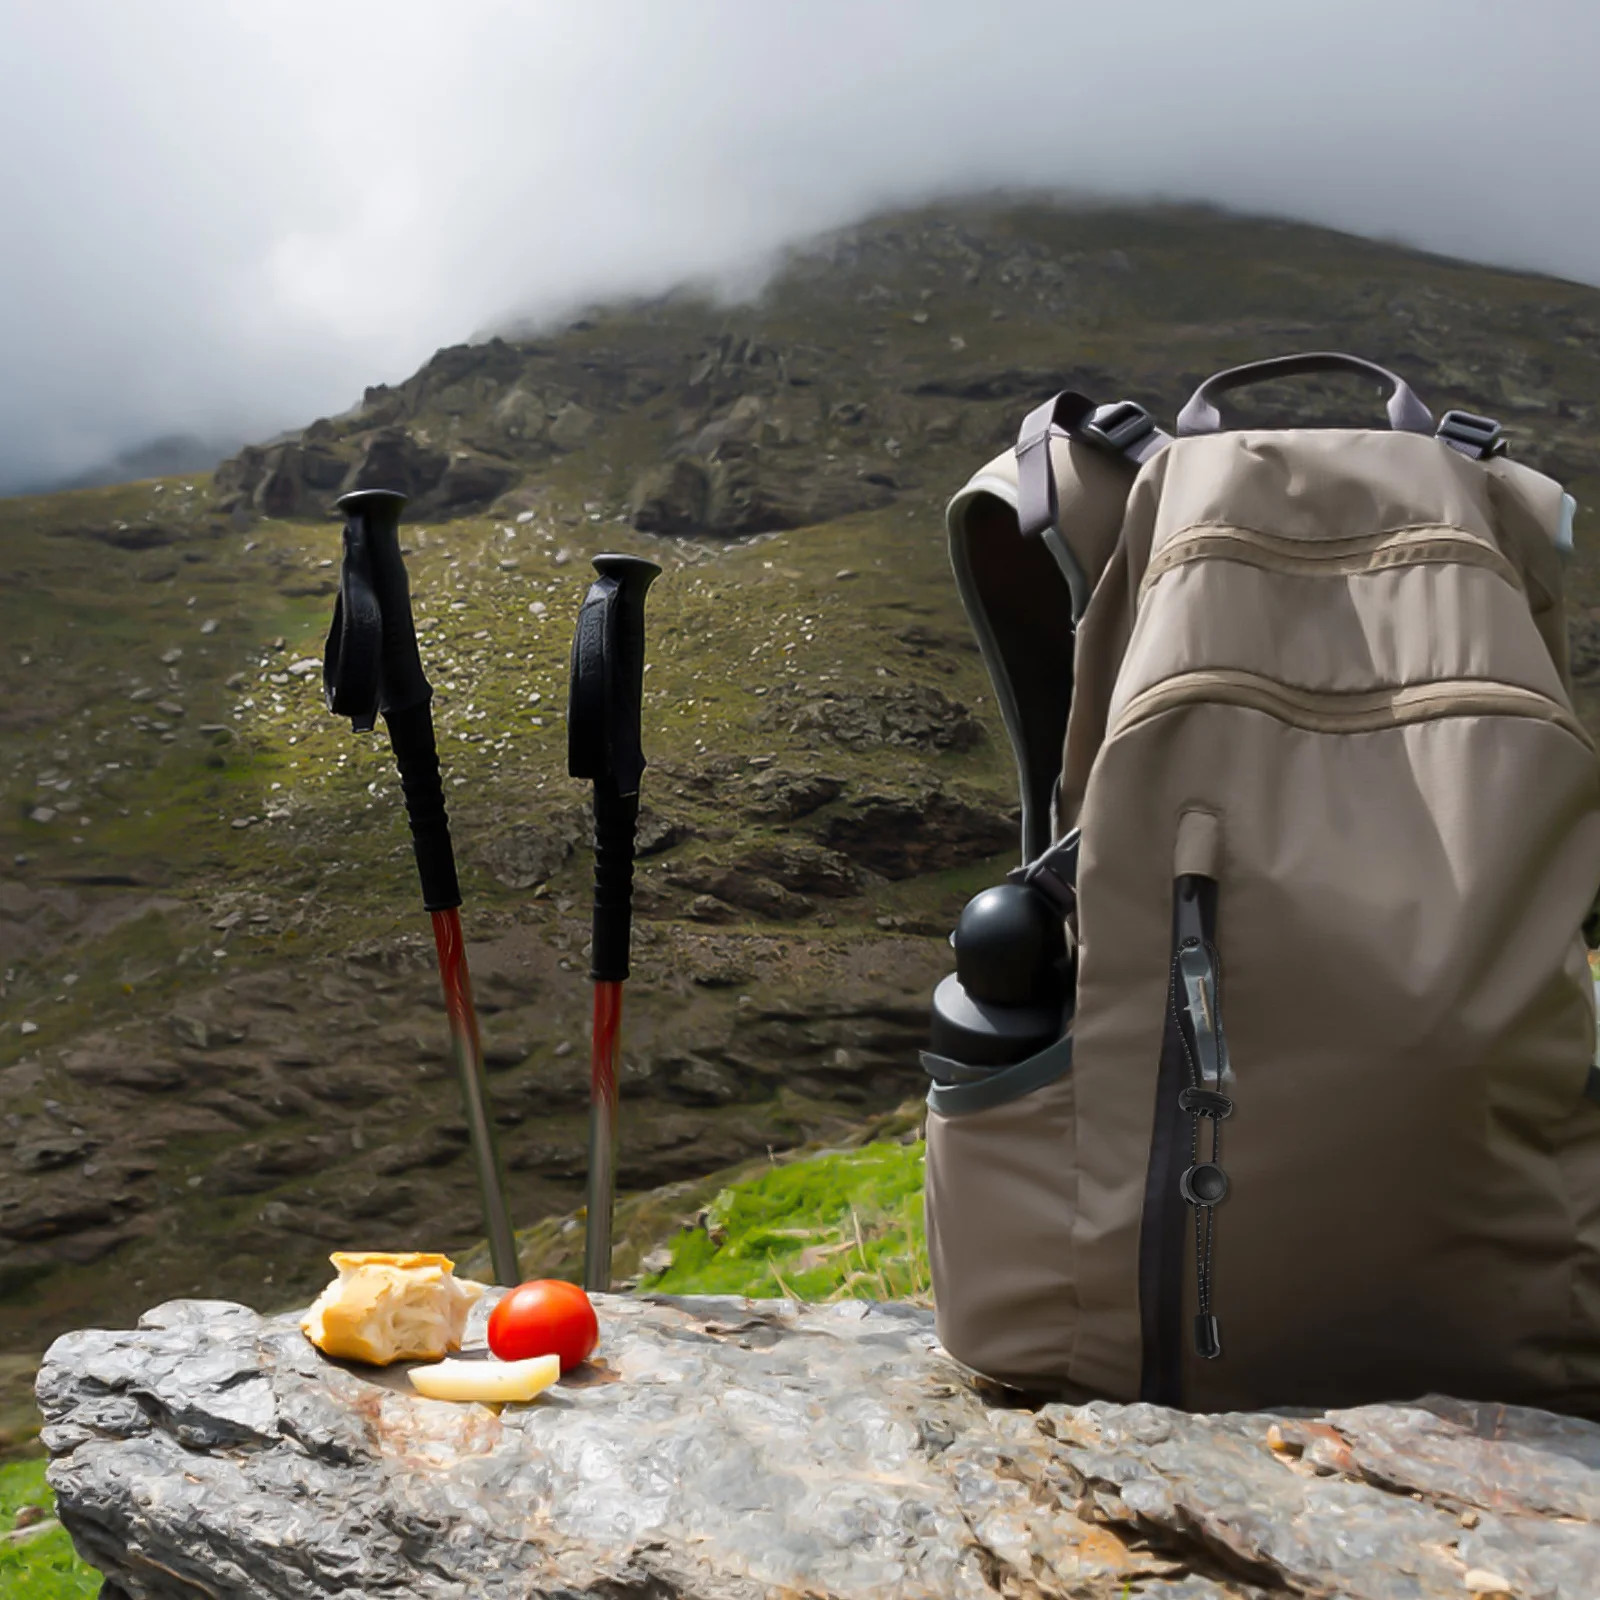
[{"left": 1, "top": 0, "right": 1595, "bottom": 492}]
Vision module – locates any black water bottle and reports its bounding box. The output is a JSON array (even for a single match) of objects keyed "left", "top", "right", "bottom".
[{"left": 929, "top": 882, "right": 1073, "bottom": 1070}]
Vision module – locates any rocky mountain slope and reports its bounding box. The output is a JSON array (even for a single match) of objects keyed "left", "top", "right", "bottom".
[{"left": 4, "top": 195, "right": 1600, "bottom": 1375}]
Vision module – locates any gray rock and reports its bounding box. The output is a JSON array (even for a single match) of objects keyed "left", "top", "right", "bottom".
[
  {"left": 37, "top": 1294, "right": 1600, "bottom": 1599},
  {"left": 737, "top": 840, "right": 863, "bottom": 897},
  {"left": 739, "top": 767, "right": 844, "bottom": 823},
  {"left": 12, "top": 1132, "right": 97, "bottom": 1173},
  {"left": 548, "top": 401, "right": 597, "bottom": 451},
  {"left": 489, "top": 385, "right": 547, "bottom": 442},
  {"left": 635, "top": 808, "right": 692, "bottom": 856},
  {"left": 765, "top": 683, "right": 987, "bottom": 754},
  {"left": 819, "top": 786, "right": 1017, "bottom": 880},
  {"left": 630, "top": 457, "right": 712, "bottom": 534},
  {"left": 344, "top": 426, "right": 449, "bottom": 501},
  {"left": 429, "top": 452, "right": 520, "bottom": 511},
  {"left": 478, "top": 819, "right": 579, "bottom": 890},
  {"left": 667, "top": 867, "right": 814, "bottom": 921}
]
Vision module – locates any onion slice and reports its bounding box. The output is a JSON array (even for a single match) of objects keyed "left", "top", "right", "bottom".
[{"left": 408, "top": 1353, "right": 560, "bottom": 1404}]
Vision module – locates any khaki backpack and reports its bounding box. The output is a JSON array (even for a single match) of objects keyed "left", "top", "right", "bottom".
[{"left": 924, "top": 352, "right": 1600, "bottom": 1417}]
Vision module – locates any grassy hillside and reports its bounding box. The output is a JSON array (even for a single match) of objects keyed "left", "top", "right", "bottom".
[{"left": 4, "top": 193, "right": 1600, "bottom": 1382}]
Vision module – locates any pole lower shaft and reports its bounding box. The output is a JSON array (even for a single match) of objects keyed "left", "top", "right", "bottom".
[
  {"left": 584, "top": 979, "right": 624, "bottom": 1292},
  {"left": 432, "top": 909, "right": 520, "bottom": 1287}
]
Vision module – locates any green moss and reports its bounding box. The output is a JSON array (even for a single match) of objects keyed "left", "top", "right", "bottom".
[
  {"left": 0, "top": 1459, "right": 99, "bottom": 1598},
  {"left": 639, "top": 1136, "right": 930, "bottom": 1304}
]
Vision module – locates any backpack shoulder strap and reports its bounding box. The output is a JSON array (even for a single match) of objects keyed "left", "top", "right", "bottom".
[
  {"left": 945, "top": 392, "right": 1170, "bottom": 861},
  {"left": 1016, "top": 393, "right": 1170, "bottom": 607}
]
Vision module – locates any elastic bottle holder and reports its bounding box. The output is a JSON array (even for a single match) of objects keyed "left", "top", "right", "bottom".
[{"left": 928, "top": 882, "right": 1073, "bottom": 1070}]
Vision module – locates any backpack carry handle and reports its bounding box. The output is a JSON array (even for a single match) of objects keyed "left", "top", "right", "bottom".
[{"left": 1176, "top": 352, "right": 1435, "bottom": 437}]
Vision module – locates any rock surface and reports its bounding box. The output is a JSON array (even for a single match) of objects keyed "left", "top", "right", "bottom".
[{"left": 38, "top": 1293, "right": 1600, "bottom": 1598}]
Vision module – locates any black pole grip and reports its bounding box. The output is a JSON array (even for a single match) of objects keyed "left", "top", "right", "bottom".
[
  {"left": 324, "top": 487, "right": 461, "bottom": 911},
  {"left": 590, "top": 780, "right": 639, "bottom": 982},
  {"left": 383, "top": 700, "right": 462, "bottom": 912},
  {"left": 568, "top": 553, "right": 659, "bottom": 979},
  {"left": 567, "top": 554, "right": 662, "bottom": 797},
  {"left": 325, "top": 488, "right": 433, "bottom": 728}
]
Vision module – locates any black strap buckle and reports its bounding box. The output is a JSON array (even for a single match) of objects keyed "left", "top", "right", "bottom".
[
  {"left": 1007, "top": 828, "right": 1080, "bottom": 917},
  {"left": 1083, "top": 400, "right": 1157, "bottom": 455},
  {"left": 1437, "top": 409, "right": 1505, "bottom": 460}
]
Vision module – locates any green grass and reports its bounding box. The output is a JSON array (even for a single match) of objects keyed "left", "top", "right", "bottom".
[
  {"left": 0, "top": 1459, "right": 98, "bottom": 1599},
  {"left": 638, "top": 1135, "right": 930, "bottom": 1304}
]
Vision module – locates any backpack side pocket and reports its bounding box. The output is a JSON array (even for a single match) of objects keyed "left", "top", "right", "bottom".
[{"left": 924, "top": 1044, "right": 1077, "bottom": 1390}]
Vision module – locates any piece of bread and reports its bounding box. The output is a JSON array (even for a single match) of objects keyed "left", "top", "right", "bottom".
[{"left": 301, "top": 1251, "right": 486, "bottom": 1366}]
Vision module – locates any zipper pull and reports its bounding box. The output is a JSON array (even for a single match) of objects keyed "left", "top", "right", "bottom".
[
  {"left": 1173, "top": 875, "right": 1230, "bottom": 1363},
  {"left": 1178, "top": 941, "right": 1226, "bottom": 1088}
]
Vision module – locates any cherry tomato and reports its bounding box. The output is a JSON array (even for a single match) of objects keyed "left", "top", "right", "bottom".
[{"left": 487, "top": 1279, "right": 599, "bottom": 1373}]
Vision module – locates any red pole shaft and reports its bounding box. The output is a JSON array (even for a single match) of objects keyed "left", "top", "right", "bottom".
[
  {"left": 584, "top": 978, "right": 624, "bottom": 1292},
  {"left": 431, "top": 908, "right": 519, "bottom": 1286}
]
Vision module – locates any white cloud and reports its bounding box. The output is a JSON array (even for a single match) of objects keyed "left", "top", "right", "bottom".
[{"left": 2, "top": 0, "right": 1596, "bottom": 488}]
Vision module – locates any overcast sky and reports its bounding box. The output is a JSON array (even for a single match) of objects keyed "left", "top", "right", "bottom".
[{"left": 1, "top": 0, "right": 1595, "bottom": 491}]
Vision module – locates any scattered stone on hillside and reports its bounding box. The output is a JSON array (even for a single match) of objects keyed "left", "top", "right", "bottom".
[
  {"left": 216, "top": 423, "right": 525, "bottom": 519},
  {"left": 740, "top": 767, "right": 844, "bottom": 822},
  {"left": 689, "top": 956, "right": 753, "bottom": 988},
  {"left": 347, "top": 427, "right": 448, "bottom": 500},
  {"left": 38, "top": 1294, "right": 1600, "bottom": 1600},
  {"left": 689, "top": 394, "right": 776, "bottom": 456},
  {"left": 764, "top": 683, "right": 986, "bottom": 753},
  {"left": 370, "top": 1123, "right": 472, "bottom": 1178},
  {"left": 704, "top": 449, "right": 799, "bottom": 536},
  {"left": 431, "top": 452, "right": 520, "bottom": 510},
  {"left": 12, "top": 1132, "right": 97, "bottom": 1173},
  {"left": 198, "top": 1137, "right": 332, "bottom": 1197},
  {"left": 60, "top": 1047, "right": 190, "bottom": 1094},
  {"left": 668, "top": 867, "right": 815, "bottom": 922},
  {"left": 635, "top": 808, "right": 691, "bottom": 856},
  {"left": 169, "top": 1012, "right": 247, "bottom": 1052},
  {"left": 547, "top": 401, "right": 596, "bottom": 451},
  {"left": 357, "top": 384, "right": 408, "bottom": 426},
  {"left": 736, "top": 841, "right": 865, "bottom": 898},
  {"left": 478, "top": 819, "right": 580, "bottom": 890},
  {"left": 627, "top": 438, "right": 897, "bottom": 538},
  {"left": 629, "top": 457, "right": 711, "bottom": 534},
  {"left": 481, "top": 1038, "right": 530, "bottom": 1071},
  {"left": 688, "top": 894, "right": 738, "bottom": 924},
  {"left": 818, "top": 786, "right": 1017, "bottom": 880},
  {"left": 1570, "top": 614, "right": 1600, "bottom": 685},
  {"left": 0, "top": 1158, "right": 151, "bottom": 1254},
  {"left": 487, "top": 385, "right": 547, "bottom": 443},
  {"left": 657, "top": 1054, "right": 744, "bottom": 1106},
  {"left": 296, "top": 1064, "right": 398, "bottom": 1106}
]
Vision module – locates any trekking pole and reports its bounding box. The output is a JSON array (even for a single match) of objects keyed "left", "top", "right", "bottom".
[
  {"left": 322, "top": 487, "right": 520, "bottom": 1289},
  {"left": 566, "top": 553, "right": 661, "bottom": 1293}
]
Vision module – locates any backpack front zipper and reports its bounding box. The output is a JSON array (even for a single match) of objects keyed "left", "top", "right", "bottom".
[
  {"left": 1111, "top": 671, "right": 1591, "bottom": 749},
  {"left": 1140, "top": 873, "right": 1231, "bottom": 1407},
  {"left": 1138, "top": 523, "right": 1526, "bottom": 597}
]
